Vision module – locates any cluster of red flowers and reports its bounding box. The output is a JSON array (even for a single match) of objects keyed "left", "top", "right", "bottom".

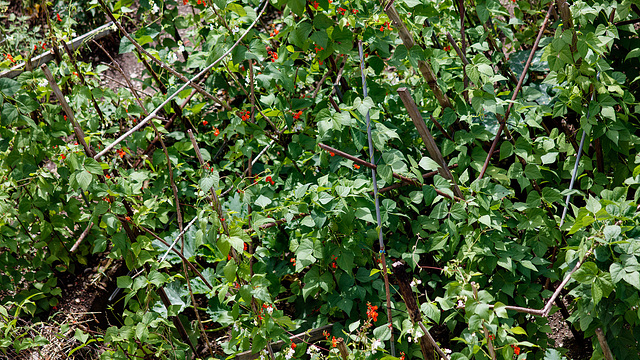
[
  {"left": 443, "top": 45, "right": 452, "bottom": 51},
  {"left": 117, "top": 149, "right": 126, "bottom": 158},
  {"left": 240, "top": 110, "right": 251, "bottom": 121},
  {"left": 352, "top": 9, "right": 358, "bottom": 14},
  {"left": 312, "top": 1, "right": 319, "bottom": 9},
  {"left": 314, "top": 45, "right": 324, "bottom": 53},
  {"left": 290, "top": 342, "right": 296, "bottom": 350},
  {"left": 380, "top": 21, "right": 392, "bottom": 32},
  {"left": 293, "top": 110, "right": 303, "bottom": 119},
  {"left": 323, "top": 331, "right": 338, "bottom": 347},
  {"left": 400, "top": 352, "right": 405, "bottom": 360},
  {"left": 337, "top": 7, "right": 347, "bottom": 15},
  {"left": 511, "top": 345, "right": 521, "bottom": 355},
  {"left": 270, "top": 28, "right": 279, "bottom": 37},
  {"left": 265, "top": 175, "right": 275, "bottom": 185},
  {"left": 213, "top": 127, "right": 220, "bottom": 136},
  {"left": 366, "top": 302, "right": 379, "bottom": 322},
  {"left": 353, "top": 163, "right": 360, "bottom": 169},
  {"left": 34, "top": 41, "right": 47, "bottom": 51},
  {"left": 196, "top": 0, "right": 207, "bottom": 5},
  {"left": 3, "top": 54, "right": 15, "bottom": 63},
  {"left": 331, "top": 255, "right": 337, "bottom": 269},
  {"left": 268, "top": 50, "right": 278, "bottom": 62},
  {"left": 56, "top": 13, "right": 62, "bottom": 21},
  {"left": 290, "top": 257, "right": 296, "bottom": 266},
  {"left": 488, "top": 334, "right": 495, "bottom": 341},
  {"left": 183, "top": 0, "right": 188, "bottom": 4}
]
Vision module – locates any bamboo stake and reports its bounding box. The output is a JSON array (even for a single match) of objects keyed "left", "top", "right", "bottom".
[
  {"left": 380, "top": 1, "right": 452, "bottom": 108},
  {"left": 358, "top": 40, "right": 395, "bottom": 356},
  {"left": 595, "top": 328, "right": 614, "bottom": 360},
  {"left": 397, "top": 88, "right": 463, "bottom": 198},
  {"left": 318, "top": 143, "right": 463, "bottom": 201},
  {"left": 477, "top": 3, "right": 554, "bottom": 180}
]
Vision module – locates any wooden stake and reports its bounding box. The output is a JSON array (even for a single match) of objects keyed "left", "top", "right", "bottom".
[{"left": 397, "top": 88, "right": 463, "bottom": 198}]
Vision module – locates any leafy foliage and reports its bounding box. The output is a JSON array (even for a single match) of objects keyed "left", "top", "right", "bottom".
[{"left": 1, "top": 0, "right": 640, "bottom": 358}]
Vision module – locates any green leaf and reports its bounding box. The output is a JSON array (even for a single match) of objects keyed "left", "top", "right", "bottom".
[
  {"left": 223, "top": 261, "right": 237, "bottom": 282},
  {"left": 76, "top": 171, "right": 93, "bottom": 191},
  {"left": 419, "top": 156, "right": 440, "bottom": 171},
  {"left": 603, "top": 225, "right": 621, "bottom": 241},
  {"left": 117, "top": 276, "right": 132, "bottom": 289},
  {"left": 255, "top": 195, "right": 272, "bottom": 208},
  {"left": 585, "top": 195, "right": 601, "bottom": 214},
  {"left": 0, "top": 78, "right": 21, "bottom": 97},
  {"left": 510, "top": 326, "right": 527, "bottom": 335}
]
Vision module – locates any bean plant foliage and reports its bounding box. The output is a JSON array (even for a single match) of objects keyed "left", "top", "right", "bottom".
[{"left": 1, "top": 0, "right": 640, "bottom": 358}]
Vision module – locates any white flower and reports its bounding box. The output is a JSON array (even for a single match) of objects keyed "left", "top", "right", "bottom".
[
  {"left": 209, "top": 23, "right": 215, "bottom": 31},
  {"left": 232, "top": 26, "right": 240, "bottom": 34},
  {"left": 407, "top": 327, "right": 414, "bottom": 335},
  {"left": 371, "top": 338, "right": 381, "bottom": 354},
  {"left": 284, "top": 347, "right": 295, "bottom": 360},
  {"left": 177, "top": 41, "right": 185, "bottom": 53},
  {"left": 410, "top": 279, "right": 422, "bottom": 287},
  {"left": 407, "top": 336, "right": 412, "bottom": 343},
  {"left": 167, "top": 52, "right": 177, "bottom": 63},
  {"left": 151, "top": 2, "right": 160, "bottom": 13},
  {"left": 457, "top": 299, "right": 465, "bottom": 308},
  {"left": 392, "top": 261, "right": 403, "bottom": 267},
  {"left": 444, "top": 348, "right": 452, "bottom": 354},
  {"left": 266, "top": 305, "right": 273, "bottom": 314}
]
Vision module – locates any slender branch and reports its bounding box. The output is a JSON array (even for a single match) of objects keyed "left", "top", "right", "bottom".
[
  {"left": 319, "top": 143, "right": 463, "bottom": 201},
  {"left": 61, "top": 42, "right": 105, "bottom": 123},
  {"left": 97, "top": 0, "right": 229, "bottom": 110},
  {"left": 478, "top": 3, "right": 554, "bottom": 180},
  {"left": 397, "top": 87, "right": 463, "bottom": 198},
  {"left": 93, "top": 0, "right": 269, "bottom": 160},
  {"left": 69, "top": 221, "right": 93, "bottom": 253},
  {"left": 595, "top": 328, "right": 614, "bottom": 360},
  {"left": 542, "top": 249, "right": 593, "bottom": 316},
  {"left": 138, "top": 225, "right": 213, "bottom": 290}
]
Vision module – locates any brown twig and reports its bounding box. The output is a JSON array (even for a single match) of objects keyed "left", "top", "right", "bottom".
[
  {"left": 478, "top": 3, "right": 554, "bottom": 180},
  {"left": 97, "top": 0, "right": 229, "bottom": 110},
  {"left": 397, "top": 88, "right": 463, "bottom": 198},
  {"left": 374, "top": 165, "right": 459, "bottom": 194},
  {"left": 319, "top": 143, "right": 463, "bottom": 201},
  {"left": 595, "top": 328, "right": 614, "bottom": 360},
  {"left": 61, "top": 42, "right": 105, "bottom": 123}
]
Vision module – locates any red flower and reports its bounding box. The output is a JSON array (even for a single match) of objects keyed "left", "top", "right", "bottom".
[
  {"left": 214, "top": 128, "right": 220, "bottom": 136},
  {"left": 117, "top": 149, "right": 126, "bottom": 158},
  {"left": 56, "top": 13, "right": 61, "bottom": 22},
  {"left": 352, "top": 9, "right": 358, "bottom": 14},
  {"left": 42, "top": 42, "right": 47, "bottom": 49},
  {"left": 366, "top": 302, "right": 379, "bottom": 322},
  {"left": 443, "top": 45, "right": 451, "bottom": 51},
  {"left": 228, "top": 254, "right": 232, "bottom": 260},
  {"left": 290, "top": 257, "right": 296, "bottom": 266},
  {"left": 513, "top": 346, "right": 521, "bottom": 355},
  {"left": 125, "top": 216, "right": 131, "bottom": 221},
  {"left": 241, "top": 110, "right": 251, "bottom": 121},
  {"left": 353, "top": 164, "right": 360, "bottom": 169},
  {"left": 293, "top": 110, "right": 303, "bottom": 120},
  {"left": 4, "top": 54, "right": 15, "bottom": 63},
  {"left": 400, "top": 352, "right": 405, "bottom": 360},
  {"left": 323, "top": 330, "right": 330, "bottom": 339},
  {"left": 291, "top": 342, "right": 297, "bottom": 349},
  {"left": 203, "top": 120, "right": 208, "bottom": 126},
  {"left": 380, "top": 25, "right": 385, "bottom": 32},
  {"left": 330, "top": 152, "right": 335, "bottom": 157},
  {"left": 331, "top": 336, "right": 337, "bottom": 347},
  {"left": 60, "top": 154, "right": 66, "bottom": 160},
  {"left": 63, "top": 115, "right": 67, "bottom": 121},
  {"left": 331, "top": 262, "right": 337, "bottom": 269},
  {"left": 244, "top": 243, "right": 248, "bottom": 251},
  {"left": 265, "top": 176, "right": 272, "bottom": 183},
  {"left": 337, "top": 7, "right": 346, "bottom": 15},
  {"left": 183, "top": 0, "right": 188, "bottom": 4},
  {"left": 270, "top": 29, "right": 279, "bottom": 37},
  {"left": 220, "top": 217, "right": 225, "bottom": 222},
  {"left": 105, "top": 174, "right": 111, "bottom": 179},
  {"left": 312, "top": 0, "right": 319, "bottom": 9}
]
